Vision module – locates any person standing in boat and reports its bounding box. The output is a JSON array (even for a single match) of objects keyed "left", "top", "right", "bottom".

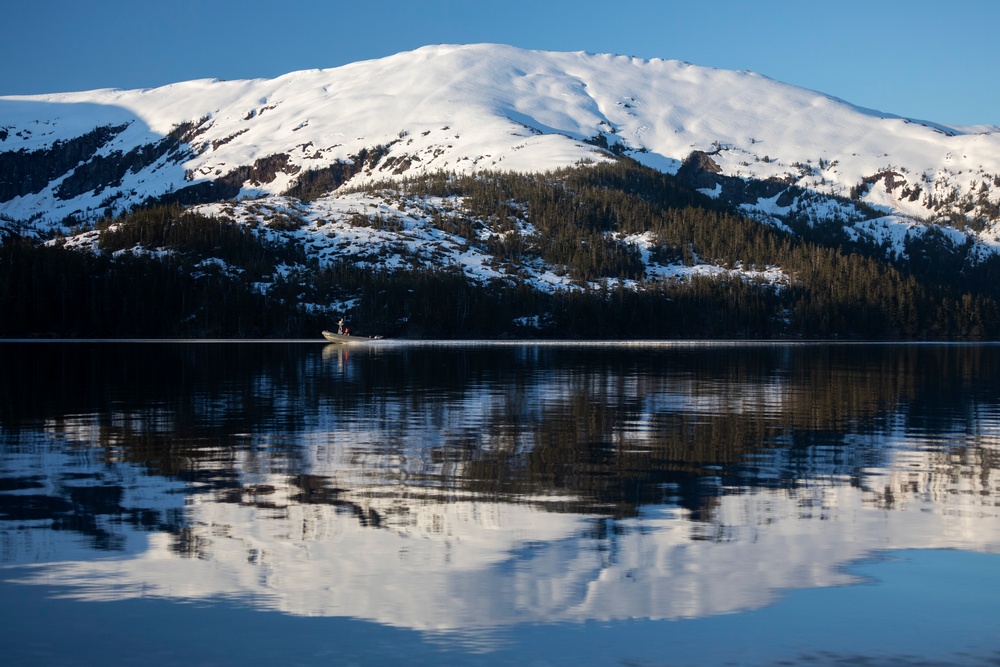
[{"left": 337, "top": 318, "right": 345, "bottom": 335}]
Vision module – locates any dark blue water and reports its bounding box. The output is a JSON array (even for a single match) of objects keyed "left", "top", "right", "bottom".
[{"left": 1, "top": 342, "right": 998, "bottom": 665}]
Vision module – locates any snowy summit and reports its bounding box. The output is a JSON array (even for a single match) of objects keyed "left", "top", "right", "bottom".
[
  {"left": 1, "top": 43, "right": 998, "bottom": 234},
  {"left": 5, "top": 44, "right": 1000, "bottom": 340}
]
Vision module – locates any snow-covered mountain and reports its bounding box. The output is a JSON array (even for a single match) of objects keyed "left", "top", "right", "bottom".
[{"left": 2, "top": 43, "right": 999, "bottom": 242}]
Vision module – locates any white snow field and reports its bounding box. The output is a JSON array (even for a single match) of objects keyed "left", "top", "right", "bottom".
[{"left": 3, "top": 44, "right": 999, "bottom": 289}]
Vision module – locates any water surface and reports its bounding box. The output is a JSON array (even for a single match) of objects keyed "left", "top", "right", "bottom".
[{"left": 1, "top": 342, "right": 998, "bottom": 665}]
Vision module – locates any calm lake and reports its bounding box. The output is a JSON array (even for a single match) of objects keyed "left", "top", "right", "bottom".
[{"left": 1, "top": 341, "right": 998, "bottom": 666}]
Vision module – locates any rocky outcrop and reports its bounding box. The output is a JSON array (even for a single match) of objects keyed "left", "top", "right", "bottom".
[
  {"left": 151, "top": 153, "right": 300, "bottom": 207},
  {"left": 283, "top": 144, "right": 392, "bottom": 201},
  {"left": 54, "top": 121, "right": 208, "bottom": 201},
  {"left": 676, "top": 150, "right": 802, "bottom": 209},
  {"left": 0, "top": 124, "right": 128, "bottom": 202}
]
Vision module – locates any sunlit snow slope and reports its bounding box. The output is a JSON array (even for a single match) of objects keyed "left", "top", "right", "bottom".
[{"left": 2, "top": 43, "right": 999, "bottom": 239}]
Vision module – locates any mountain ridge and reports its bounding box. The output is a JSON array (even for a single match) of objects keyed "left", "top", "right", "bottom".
[
  {"left": 4, "top": 44, "right": 1000, "bottom": 339},
  {"left": 2, "top": 43, "right": 998, "bottom": 236}
]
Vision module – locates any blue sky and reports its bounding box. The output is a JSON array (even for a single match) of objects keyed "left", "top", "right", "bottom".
[{"left": 3, "top": 0, "right": 997, "bottom": 126}]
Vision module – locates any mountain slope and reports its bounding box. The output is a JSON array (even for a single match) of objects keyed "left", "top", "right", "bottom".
[
  {"left": 4, "top": 44, "right": 1000, "bottom": 339},
  {"left": 2, "top": 44, "right": 998, "bottom": 241}
]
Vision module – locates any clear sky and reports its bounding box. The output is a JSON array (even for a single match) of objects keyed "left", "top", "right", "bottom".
[{"left": 2, "top": 0, "right": 997, "bottom": 127}]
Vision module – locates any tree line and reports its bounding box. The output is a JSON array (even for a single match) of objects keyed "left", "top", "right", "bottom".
[{"left": 2, "top": 158, "right": 998, "bottom": 339}]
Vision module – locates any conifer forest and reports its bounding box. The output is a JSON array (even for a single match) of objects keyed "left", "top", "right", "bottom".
[{"left": 3, "top": 159, "right": 998, "bottom": 339}]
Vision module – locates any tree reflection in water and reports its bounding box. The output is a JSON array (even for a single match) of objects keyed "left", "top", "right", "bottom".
[{"left": 0, "top": 342, "right": 998, "bottom": 637}]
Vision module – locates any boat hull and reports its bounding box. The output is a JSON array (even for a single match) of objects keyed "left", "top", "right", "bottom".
[{"left": 321, "top": 330, "right": 374, "bottom": 345}]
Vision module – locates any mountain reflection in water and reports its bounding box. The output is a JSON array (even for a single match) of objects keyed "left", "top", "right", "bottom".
[{"left": 1, "top": 342, "right": 999, "bottom": 648}]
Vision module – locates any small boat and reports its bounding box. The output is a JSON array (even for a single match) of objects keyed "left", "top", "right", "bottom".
[{"left": 321, "top": 330, "right": 378, "bottom": 345}]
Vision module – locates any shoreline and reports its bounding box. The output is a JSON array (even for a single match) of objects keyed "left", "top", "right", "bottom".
[{"left": 2, "top": 338, "right": 998, "bottom": 347}]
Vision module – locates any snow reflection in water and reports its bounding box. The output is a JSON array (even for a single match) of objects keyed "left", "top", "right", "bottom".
[{"left": 0, "top": 342, "right": 998, "bottom": 662}]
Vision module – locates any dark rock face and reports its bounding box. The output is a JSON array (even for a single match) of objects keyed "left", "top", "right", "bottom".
[
  {"left": 0, "top": 124, "right": 129, "bottom": 202},
  {"left": 675, "top": 150, "right": 722, "bottom": 190},
  {"left": 227, "top": 153, "right": 300, "bottom": 186},
  {"left": 0, "top": 112, "right": 306, "bottom": 212},
  {"left": 283, "top": 144, "right": 391, "bottom": 201},
  {"left": 675, "top": 149, "right": 803, "bottom": 210},
  {"left": 150, "top": 180, "right": 243, "bottom": 207},
  {"left": 150, "top": 153, "right": 300, "bottom": 207},
  {"left": 54, "top": 121, "right": 209, "bottom": 201}
]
